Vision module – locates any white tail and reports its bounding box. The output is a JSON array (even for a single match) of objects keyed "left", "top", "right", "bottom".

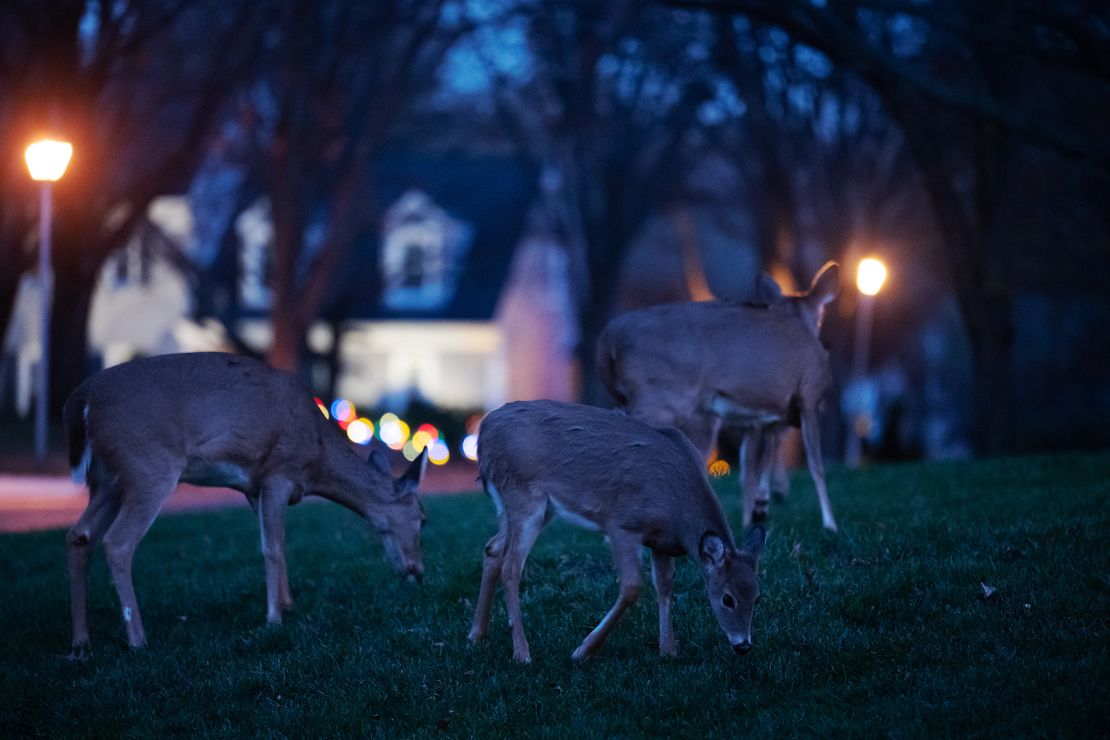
[
  {"left": 597, "top": 262, "right": 840, "bottom": 531},
  {"left": 468, "top": 400, "right": 766, "bottom": 663},
  {"left": 61, "top": 352, "right": 427, "bottom": 659}
]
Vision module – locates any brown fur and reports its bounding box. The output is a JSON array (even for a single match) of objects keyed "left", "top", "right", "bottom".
[
  {"left": 62, "top": 352, "right": 426, "bottom": 658},
  {"left": 597, "top": 262, "right": 840, "bottom": 531},
  {"left": 468, "top": 400, "right": 765, "bottom": 663}
]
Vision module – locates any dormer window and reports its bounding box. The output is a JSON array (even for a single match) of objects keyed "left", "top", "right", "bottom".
[{"left": 381, "top": 189, "right": 471, "bottom": 311}]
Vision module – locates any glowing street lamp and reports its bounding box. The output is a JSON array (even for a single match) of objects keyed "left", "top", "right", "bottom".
[
  {"left": 856, "top": 257, "right": 887, "bottom": 297},
  {"left": 25, "top": 139, "right": 73, "bottom": 463},
  {"left": 845, "top": 256, "right": 887, "bottom": 468}
]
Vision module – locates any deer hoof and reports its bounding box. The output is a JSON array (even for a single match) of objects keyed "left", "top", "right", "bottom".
[
  {"left": 570, "top": 645, "right": 592, "bottom": 663},
  {"left": 65, "top": 644, "right": 90, "bottom": 662},
  {"left": 512, "top": 650, "right": 532, "bottom": 664}
]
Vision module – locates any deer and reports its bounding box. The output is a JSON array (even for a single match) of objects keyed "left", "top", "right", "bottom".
[
  {"left": 596, "top": 262, "right": 840, "bottom": 531},
  {"left": 61, "top": 352, "right": 427, "bottom": 660},
  {"left": 467, "top": 400, "right": 766, "bottom": 663}
]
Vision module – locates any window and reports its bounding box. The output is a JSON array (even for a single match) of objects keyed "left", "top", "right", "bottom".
[{"left": 381, "top": 190, "right": 472, "bottom": 311}]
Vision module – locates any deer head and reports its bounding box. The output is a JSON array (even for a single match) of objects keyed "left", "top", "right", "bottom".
[
  {"left": 700, "top": 525, "right": 766, "bottom": 654},
  {"left": 367, "top": 449, "right": 428, "bottom": 582},
  {"left": 756, "top": 261, "right": 840, "bottom": 337}
]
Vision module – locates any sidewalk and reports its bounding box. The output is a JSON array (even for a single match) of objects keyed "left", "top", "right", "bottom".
[{"left": 0, "top": 462, "right": 480, "bottom": 534}]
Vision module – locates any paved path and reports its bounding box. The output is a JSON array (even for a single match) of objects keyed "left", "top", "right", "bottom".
[{"left": 0, "top": 463, "right": 480, "bottom": 534}]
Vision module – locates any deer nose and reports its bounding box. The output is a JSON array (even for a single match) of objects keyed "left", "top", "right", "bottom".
[
  {"left": 404, "top": 565, "right": 424, "bottom": 583},
  {"left": 733, "top": 640, "right": 752, "bottom": 655}
]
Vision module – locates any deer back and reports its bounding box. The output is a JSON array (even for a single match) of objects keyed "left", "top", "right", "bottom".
[
  {"left": 478, "top": 400, "right": 731, "bottom": 550},
  {"left": 599, "top": 302, "right": 830, "bottom": 416},
  {"left": 68, "top": 353, "right": 338, "bottom": 491}
]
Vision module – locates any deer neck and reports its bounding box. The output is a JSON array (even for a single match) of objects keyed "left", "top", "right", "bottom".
[
  {"left": 312, "top": 437, "right": 391, "bottom": 518},
  {"left": 679, "top": 495, "right": 736, "bottom": 560}
]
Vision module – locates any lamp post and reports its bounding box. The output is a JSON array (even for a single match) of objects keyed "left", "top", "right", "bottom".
[
  {"left": 24, "top": 139, "right": 73, "bottom": 463},
  {"left": 845, "top": 256, "right": 887, "bottom": 468}
]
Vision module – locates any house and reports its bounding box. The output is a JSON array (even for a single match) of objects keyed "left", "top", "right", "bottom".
[{"left": 0, "top": 155, "right": 578, "bottom": 415}]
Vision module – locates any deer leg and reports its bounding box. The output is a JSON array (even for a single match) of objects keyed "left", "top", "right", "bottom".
[
  {"left": 572, "top": 534, "right": 642, "bottom": 662},
  {"left": 739, "top": 431, "right": 761, "bottom": 527},
  {"left": 101, "top": 473, "right": 178, "bottom": 649},
  {"left": 677, "top": 412, "right": 722, "bottom": 461},
  {"left": 468, "top": 527, "right": 506, "bottom": 644},
  {"left": 279, "top": 564, "right": 294, "bottom": 613},
  {"left": 651, "top": 550, "right": 677, "bottom": 657},
  {"left": 65, "top": 481, "right": 122, "bottom": 660},
  {"left": 258, "top": 478, "right": 293, "bottom": 624},
  {"left": 800, "top": 407, "right": 838, "bottom": 532},
  {"left": 752, "top": 428, "right": 778, "bottom": 524},
  {"left": 501, "top": 507, "right": 545, "bottom": 664},
  {"left": 771, "top": 437, "right": 791, "bottom": 501}
]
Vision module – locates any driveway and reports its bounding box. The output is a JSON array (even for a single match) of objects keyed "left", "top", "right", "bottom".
[{"left": 0, "top": 462, "right": 480, "bottom": 533}]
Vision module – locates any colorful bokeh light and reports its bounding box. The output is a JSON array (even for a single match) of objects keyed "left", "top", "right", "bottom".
[
  {"left": 461, "top": 434, "right": 478, "bottom": 461},
  {"left": 378, "top": 414, "right": 411, "bottom": 450},
  {"left": 346, "top": 418, "right": 373, "bottom": 445},
  {"left": 428, "top": 439, "right": 450, "bottom": 465},
  {"left": 330, "top": 399, "right": 356, "bottom": 423}
]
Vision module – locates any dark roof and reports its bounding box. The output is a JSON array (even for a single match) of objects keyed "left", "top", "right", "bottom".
[{"left": 333, "top": 154, "right": 539, "bottom": 322}]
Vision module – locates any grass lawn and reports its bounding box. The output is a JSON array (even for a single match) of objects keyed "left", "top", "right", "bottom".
[{"left": 1, "top": 453, "right": 1108, "bottom": 737}]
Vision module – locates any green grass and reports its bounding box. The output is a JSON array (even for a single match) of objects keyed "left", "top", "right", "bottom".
[{"left": 2, "top": 454, "right": 1109, "bottom": 737}]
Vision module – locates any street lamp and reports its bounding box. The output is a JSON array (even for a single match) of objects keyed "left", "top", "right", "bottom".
[
  {"left": 25, "top": 138, "right": 73, "bottom": 463},
  {"left": 845, "top": 256, "right": 887, "bottom": 467}
]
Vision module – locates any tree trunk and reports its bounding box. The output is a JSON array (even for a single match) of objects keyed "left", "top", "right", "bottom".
[
  {"left": 0, "top": 217, "right": 31, "bottom": 354},
  {"left": 46, "top": 211, "right": 108, "bottom": 414},
  {"left": 968, "top": 298, "right": 1015, "bottom": 454},
  {"left": 47, "top": 265, "right": 96, "bottom": 415},
  {"left": 268, "top": 313, "right": 307, "bottom": 372}
]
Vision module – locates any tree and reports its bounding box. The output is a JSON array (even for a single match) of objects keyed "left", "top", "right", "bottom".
[
  {"left": 251, "top": 0, "right": 479, "bottom": 371},
  {"left": 0, "top": 0, "right": 265, "bottom": 410},
  {"left": 492, "top": 1, "right": 718, "bottom": 402},
  {"left": 673, "top": 0, "right": 1110, "bottom": 452}
]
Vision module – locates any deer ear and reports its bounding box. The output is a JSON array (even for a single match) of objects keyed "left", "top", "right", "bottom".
[
  {"left": 739, "top": 525, "right": 766, "bottom": 560},
  {"left": 699, "top": 532, "right": 727, "bottom": 569},
  {"left": 807, "top": 262, "right": 840, "bottom": 306},
  {"left": 395, "top": 448, "right": 427, "bottom": 497},
  {"left": 756, "top": 273, "right": 783, "bottom": 304},
  {"left": 368, "top": 449, "right": 392, "bottom": 478}
]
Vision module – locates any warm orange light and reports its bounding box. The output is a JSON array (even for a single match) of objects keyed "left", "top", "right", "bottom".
[
  {"left": 856, "top": 257, "right": 887, "bottom": 296},
  {"left": 25, "top": 139, "right": 73, "bottom": 182},
  {"left": 708, "top": 459, "right": 731, "bottom": 478}
]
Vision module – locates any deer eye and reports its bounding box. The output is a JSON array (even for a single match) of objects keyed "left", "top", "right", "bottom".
[{"left": 722, "top": 594, "right": 737, "bottom": 609}]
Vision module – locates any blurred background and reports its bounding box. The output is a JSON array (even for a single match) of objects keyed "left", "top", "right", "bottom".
[{"left": 2, "top": 0, "right": 1108, "bottom": 472}]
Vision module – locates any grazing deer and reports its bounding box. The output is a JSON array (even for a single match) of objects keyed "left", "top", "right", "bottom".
[
  {"left": 597, "top": 262, "right": 840, "bottom": 531},
  {"left": 467, "top": 400, "right": 766, "bottom": 663},
  {"left": 62, "top": 352, "right": 426, "bottom": 659}
]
